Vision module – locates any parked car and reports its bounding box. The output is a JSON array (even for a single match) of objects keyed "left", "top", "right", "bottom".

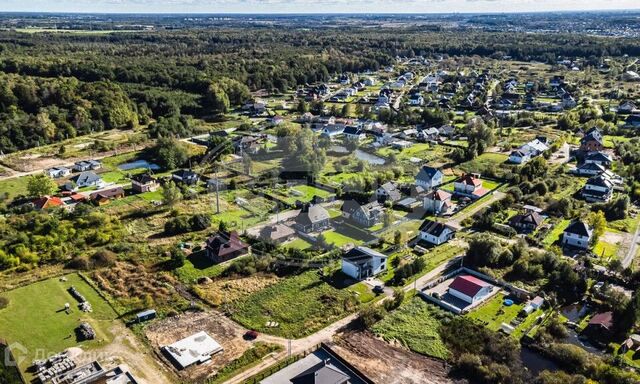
[{"left": 373, "top": 285, "right": 385, "bottom": 294}]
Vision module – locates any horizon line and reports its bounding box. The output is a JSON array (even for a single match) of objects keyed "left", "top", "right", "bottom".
[{"left": 1, "top": 9, "right": 640, "bottom": 16}]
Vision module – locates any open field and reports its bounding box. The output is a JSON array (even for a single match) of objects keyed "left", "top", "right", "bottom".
[
  {"left": 0, "top": 274, "right": 118, "bottom": 378},
  {"left": 373, "top": 297, "right": 450, "bottom": 359},
  {"left": 230, "top": 269, "right": 360, "bottom": 338}
]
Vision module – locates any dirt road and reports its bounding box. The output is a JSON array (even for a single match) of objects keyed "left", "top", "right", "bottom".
[
  {"left": 73, "top": 322, "right": 175, "bottom": 384},
  {"left": 222, "top": 254, "right": 461, "bottom": 384}
]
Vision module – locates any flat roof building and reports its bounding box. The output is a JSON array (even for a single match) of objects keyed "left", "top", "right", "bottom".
[{"left": 162, "top": 331, "right": 223, "bottom": 370}]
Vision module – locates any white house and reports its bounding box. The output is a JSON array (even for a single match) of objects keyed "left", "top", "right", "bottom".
[
  {"left": 418, "top": 219, "right": 456, "bottom": 245},
  {"left": 510, "top": 139, "right": 549, "bottom": 164},
  {"left": 343, "top": 126, "right": 366, "bottom": 142},
  {"left": 415, "top": 166, "right": 444, "bottom": 189},
  {"left": 454, "top": 174, "right": 483, "bottom": 198},
  {"left": 423, "top": 190, "right": 453, "bottom": 216},
  {"left": 376, "top": 182, "right": 402, "bottom": 203},
  {"left": 508, "top": 148, "right": 532, "bottom": 164},
  {"left": 320, "top": 124, "right": 345, "bottom": 138},
  {"left": 584, "top": 152, "right": 613, "bottom": 168},
  {"left": 341, "top": 246, "right": 388, "bottom": 280},
  {"left": 448, "top": 275, "right": 494, "bottom": 304},
  {"left": 409, "top": 94, "right": 424, "bottom": 106},
  {"left": 46, "top": 166, "right": 71, "bottom": 179},
  {"left": 575, "top": 162, "right": 606, "bottom": 176},
  {"left": 562, "top": 220, "right": 593, "bottom": 249}
]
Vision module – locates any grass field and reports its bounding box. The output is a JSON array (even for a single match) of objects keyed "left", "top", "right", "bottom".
[
  {"left": 230, "top": 270, "right": 357, "bottom": 338},
  {"left": 0, "top": 274, "right": 118, "bottom": 377},
  {"left": 466, "top": 293, "right": 542, "bottom": 340},
  {"left": 458, "top": 152, "right": 510, "bottom": 175},
  {"left": 284, "top": 238, "right": 313, "bottom": 250},
  {"left": 372, "top": 297, "right": 450, "bottom": 359},
  {"left": 593, "top": 239, "right": 619, "bottom": 262},
  {"left": 0, "top": 176, "right": 30, "bottom": 200},
  {"left": 174, "top": 252, "right": 247, "bottom": 283},
  {"left": 542, "top": 219, "right": 570, "bottom": 247},
  {"left": 322, "top": 230, "right": 364, "bottom": 247}
]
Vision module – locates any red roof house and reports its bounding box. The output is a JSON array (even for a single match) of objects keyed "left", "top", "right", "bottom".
[
  {"left": 583, "top": 311, "right": 614, "bottom": 342},
  {"left": 32, "top": 196, "right": 64, "bottom": 210},
  {"left": 448, "top": 275, "right": 493, "bottom": 304},
  {"left": 205, "top": 231, "right": 250, "bottom": 263}
]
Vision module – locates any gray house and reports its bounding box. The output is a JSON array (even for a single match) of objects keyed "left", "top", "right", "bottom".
[
  {"left": 295, "top": 204, "right": 330, "bottom": 233},
  {"left": 341, "top": 200, "right": 384, "bottom": 228},
  {"left": 71, "top": 171, "right": 103, "bottom": 188},
  {"left": 341, "top": 246, "right": 388, "bottom": 280}
]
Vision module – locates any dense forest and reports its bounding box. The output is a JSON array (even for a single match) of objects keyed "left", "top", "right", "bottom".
[{"left": 0, "top": 27, "right": 639, "bottom": 153}]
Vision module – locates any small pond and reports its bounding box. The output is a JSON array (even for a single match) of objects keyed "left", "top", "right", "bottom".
[
  {"left": 520, "top": 346, "right": 560, "bottom": 376},
  {"left": 560, "top": 303, "right": 589, "bottom": 323},
  {"left": 118, "top": 160, "right": 161, "bottom": 171},
  {"left": 354, "top": 149, "right": 385, "bottom": 165}
]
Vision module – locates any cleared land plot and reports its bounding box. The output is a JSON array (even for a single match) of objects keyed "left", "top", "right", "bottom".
[
  {"left": 457, "top": 153, "right": 510, "bottom": 176},
  {"left": 230, "top": 270, "right": 359, "bottom": 338},
  {"left": 0, "top": 274, "right": 118, "bottom": 378},
  {"left": 145, "top": 310, "right": 276, "bottom": 382},
  {"left": 330, "top": 330, "right": 454, "bottom": 384},
  {"left": 372, "top": 297, "right": 450, "bottom": 360}
]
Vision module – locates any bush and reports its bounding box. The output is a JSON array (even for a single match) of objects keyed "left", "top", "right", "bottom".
[
  {"left": 0, "top": 297, "right": 8, "bottom": 310},
  {"left": 67, "top": 256, "right": 91, "bottom": 270},
  {"left": 90, "top": 250, "right": 117, "bottom": 268},
  {"left": 359, "top": 305, "right": 386, "bottom": 328}
]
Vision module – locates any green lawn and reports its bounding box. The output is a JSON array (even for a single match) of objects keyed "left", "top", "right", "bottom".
[
  {"left": 348, "top": 282, "right": 376, "bottom": 304},
  {"left": 0, "top": 176, "right": 30, "bottom": 200},
  {"left": 0, "top": 274, "right": 118, "bottom": 378},
  {"left": 612, "top": 342, "right": 640, "bottom": 369},
  {"left": 322, "top": 229, "right": 366, "bottom": 247},
  {"left": 458, "top": 152, "right": 510, "bottom": 175},
  {"left": 230, "top": 270, "right": 357, "bottom": 338},
  {"left": 382, "top": 243, "right": 465, "bottom": 285},
  {"left": 284, "top": 238, "right": 313, "bottom": 250},
  {"left": 608, "top": 216, "right": 640, "bottom": 233},
  {"left": 372, "top": 297, "right": 450, "bottom": 359},
  {"left": 593, "top": 240, "right": 619, "bottom": 261},
  {"left": 467, "top": 294, "right": 518, "bottom": 332},
  {"left": 174, "top": 252, "right": 247, "bottom": 283},
  {"left": 466, "top": 293, "right": 542, "bottom": 340},
  {"left": 542, "top": 219, "right": 570, "bottom": 247}
]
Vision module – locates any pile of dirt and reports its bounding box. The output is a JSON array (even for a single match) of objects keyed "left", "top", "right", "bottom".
[{"left": 330, "top": 330, "right": 461, "bottom": 384}]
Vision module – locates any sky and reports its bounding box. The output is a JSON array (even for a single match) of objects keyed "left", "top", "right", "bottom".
[{"left": 1, "top": 0, "right": 640, "bottom": 14}]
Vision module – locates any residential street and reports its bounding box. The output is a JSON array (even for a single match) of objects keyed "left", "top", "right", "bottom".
[{"left": 221, "top": 254, "right": 460, "bottom": 384}]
